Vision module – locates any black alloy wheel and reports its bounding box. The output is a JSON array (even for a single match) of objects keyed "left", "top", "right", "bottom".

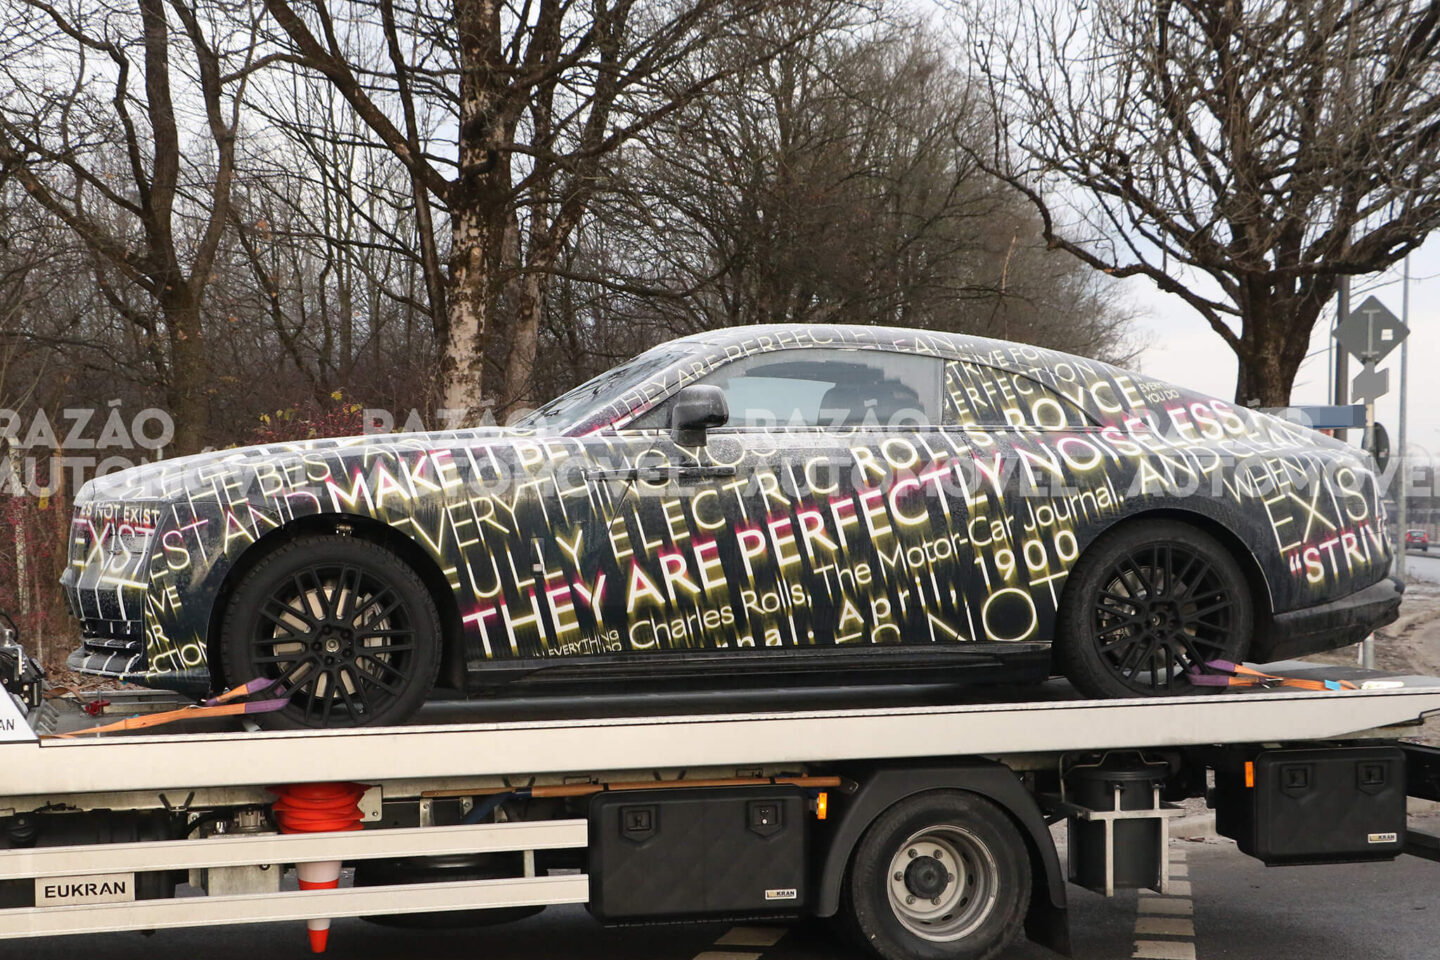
[
  {"left": 221, "top": 535, "right": 442, "bottom": 728},
  {"left": 1059, "top": 520, "right": 1252, "bottom": 699}
]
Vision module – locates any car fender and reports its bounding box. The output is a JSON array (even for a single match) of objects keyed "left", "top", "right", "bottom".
[{"left": 1080, "top": 501, "right": 1278, "bottom": 614}]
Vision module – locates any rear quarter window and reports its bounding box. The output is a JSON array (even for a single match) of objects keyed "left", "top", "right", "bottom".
[{"left": 943, "top": 360, "right": 1092, "bottom": 430}]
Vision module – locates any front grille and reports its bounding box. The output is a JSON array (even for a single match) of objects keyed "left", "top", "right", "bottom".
[
  {"left": 81, "top": 636, "right": 144, "bottom": 656},
  {"left": 65, "top": 499, "right": 164, "bottom": 675}
]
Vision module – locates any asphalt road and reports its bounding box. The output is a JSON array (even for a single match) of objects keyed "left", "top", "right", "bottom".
[
  {"left": 1404, "top": 549, "right": 1440, "bottom": 585},
  {"left": 10, "top": 819, "right": 1439, "bottom": 960}
]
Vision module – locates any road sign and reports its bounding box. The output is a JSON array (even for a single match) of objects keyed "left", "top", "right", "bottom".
[
  {"left": 1260, "top": 405, "right": 1366, "bottom": 429},
  {"left": 1336, "top": 295, "right": 1408, "bottom": 363},
  {"left": 1351, "top": 360, "right": 1390, "bottom": 403}
]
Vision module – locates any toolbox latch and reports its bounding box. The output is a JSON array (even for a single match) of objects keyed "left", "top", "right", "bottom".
[
  {"left": 621, "top": 805, "right": 656, "bottom": 843},
  {"left": 748, "top": 800, "right": 782, "bottom": 837}
]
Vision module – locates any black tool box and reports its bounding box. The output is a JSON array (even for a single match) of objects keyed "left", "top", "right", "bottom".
[
  {"left": 1214, "top": 745, "right": 1406, "bottom": 865},
  {"left": 588, "top": 786, "right": 807, "bottom": 921}
]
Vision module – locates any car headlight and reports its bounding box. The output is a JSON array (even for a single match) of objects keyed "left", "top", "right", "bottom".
[{"left": 111, "top": 527, "right": 156, "bottom": 555}]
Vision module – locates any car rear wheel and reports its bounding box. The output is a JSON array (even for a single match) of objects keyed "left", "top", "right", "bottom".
[
  {"left": 1058, "top": 520, "right": 1253, "bottom": 699},
  {"left": 220, "top": 535, "right": 442, "bottom": 728},
  {"left": 842, "top": 791, "right": 1030, "bottom": 960}
]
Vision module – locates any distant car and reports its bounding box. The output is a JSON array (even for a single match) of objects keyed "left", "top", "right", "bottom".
[
  {"left": 62, "top": 325, "right": 1402, "bottom": 727},
  {"left": 1407, "top": 530, "right": 1429, "bottom": 552}
]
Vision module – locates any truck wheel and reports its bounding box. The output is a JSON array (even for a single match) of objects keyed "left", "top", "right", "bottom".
[
  {"left": 843, "top": 791, "right": 1030, "bottom": 960},
  {"left": 1058, "top": 520, "right": 1252, "bottom": 698},
  {"left": 220, "top": 535, "right": 442, "bottom": 728},
  {"left": 356, "top": 853, "right": 544, "bottom": 928}
]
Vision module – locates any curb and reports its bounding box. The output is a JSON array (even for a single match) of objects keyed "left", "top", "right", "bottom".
[{"left": 1168, "top": 813, "right": 1220, "bottom": 842}]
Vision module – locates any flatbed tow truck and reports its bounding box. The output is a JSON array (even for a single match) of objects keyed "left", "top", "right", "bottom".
[{"left": 2, "top": 631, "right": 1439, "bottom": 959}]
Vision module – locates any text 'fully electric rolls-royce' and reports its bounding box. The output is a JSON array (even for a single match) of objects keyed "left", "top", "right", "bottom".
[{"left": 62, "top": 325, "right": 1401, "bottom": 727}]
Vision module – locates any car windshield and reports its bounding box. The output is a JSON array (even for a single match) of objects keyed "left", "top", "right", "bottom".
[{"left": 515, "top": 343, "right": 687, "bottom": 430}]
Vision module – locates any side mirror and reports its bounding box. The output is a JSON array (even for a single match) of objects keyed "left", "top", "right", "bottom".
[{"left": 670, "top": 385, "right": 728, "bottom": 446}]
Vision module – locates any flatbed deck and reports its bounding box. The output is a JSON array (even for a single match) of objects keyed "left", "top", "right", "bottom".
[
  {"left": 2, "top": 661, "right": 1438, "bottom": 956},
  {"left": 6, "top": 664, "right": 1439, "bottom": 797}
]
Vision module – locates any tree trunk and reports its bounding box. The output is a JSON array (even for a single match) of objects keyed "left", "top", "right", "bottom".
[
  {"left": 8, "top": 449, "right": 28, "bottom": 622},
  {"left": 1232, "top": 293, "right": 1323, "bottom": 409},
  {"left": 497, "top": 195, "right": 563, "bottom": 419},
  {"left": 338, "top": 254, "right": 353, "bottom": 381},
  {"left": 163, "top": 292, "right": 209, "bottom": 455},
  {"left": 498, "top": 267, "right": 546, "bottom": 421},
  {"left": 437, "top": 0, "right": 507, "bottom": 425},
  {"left": 440, "top": 201, "right": 506, "bottom": 421}
]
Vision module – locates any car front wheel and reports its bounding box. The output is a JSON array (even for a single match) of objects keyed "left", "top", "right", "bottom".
[
  {"left": 220, "top": 535, "right": 443, "bottom": 728},
  {"left": 1058, "top": 520, "right": 1253, "bottom": 699}
]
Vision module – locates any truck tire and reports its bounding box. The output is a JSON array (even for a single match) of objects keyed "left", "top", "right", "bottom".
[
  {"left": 356, "top": 853, "right": 544, "bottom": 928},
  {"left": 220, "top": 535, "right": 442, "bottom": 728},
  {"left": 842, "top": 791, "right": 1029, "bottom": 960},
  {"left": 1058, "top": 519, "right": 1252, "bottom": 698}
]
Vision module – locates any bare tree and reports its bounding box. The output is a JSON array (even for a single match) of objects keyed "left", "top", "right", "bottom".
[
  {"left": 255, "top": 0, "right": 852, "bottom": 421},
  {"left": 533, "top": 11, "right": 1134, "bottom": 389},
  {"left": 0, "top": 0, "right": 264, "bottom": 452},
  {"left": 224, "top": 72, "right": 437, "bottom": 413},
  {"left": 0, "top": 184, "right": 59, "bottom": 423},
  {"left": 970, "top": 0, "right": 1440, "bottom": 405}
]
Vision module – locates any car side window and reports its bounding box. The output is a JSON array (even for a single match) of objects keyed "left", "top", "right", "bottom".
[
  {"left": 631, "top": 349, "right": 943, "bottom": 429},
  {"left": 943, "top": 360, "right": 1091, "bottom": 429}
]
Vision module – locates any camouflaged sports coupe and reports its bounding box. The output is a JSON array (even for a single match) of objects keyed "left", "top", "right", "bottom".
[{"left": 63, "top": 325, "right": 1402, "bottom": 727}]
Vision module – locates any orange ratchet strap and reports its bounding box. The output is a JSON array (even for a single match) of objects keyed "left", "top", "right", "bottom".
[
  {"left": 1189, "top": 660, "right": 1359, "bottom": 692},
  {"left": 44, "top": 679, "right": 290, "bottom": 739}
]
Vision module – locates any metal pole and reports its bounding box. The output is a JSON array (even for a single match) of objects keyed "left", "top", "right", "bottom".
[
  {"left": 1395, "top": 257, "right": 1410, "bottom": 581},
  {"left": 1332, "top": 275, "right": 1375, "bottom": 668},
  {"left": 1342, "top": 275, "right": 1379, "bottom": 669},
  {"left": 1334, "top": 276, "right": 1350, "bottom": 407},
  {"left": 1327, "top": 307, "right": 1334, "bottom": 404}
]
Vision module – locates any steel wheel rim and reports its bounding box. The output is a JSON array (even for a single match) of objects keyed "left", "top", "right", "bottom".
[
  {"left": 1091, "top": 542, "right": 1238, "bottom": 693},
  {"left": 885, "top": 825, "right": 1000, "bottom": 942},
  {"left": 252, "top": 562, "right": 417, "bottom": 724}
]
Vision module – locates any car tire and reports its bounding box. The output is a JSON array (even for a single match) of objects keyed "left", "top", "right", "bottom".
[
  {"left": 842, "top": 791, "right": 1030, "bottom": 960},
  {"left": 1058, "top": 519, "right": 1253, "bottom": 699},
  {"left": 220, "top": 535, "right": 442, "bottom": 729}
]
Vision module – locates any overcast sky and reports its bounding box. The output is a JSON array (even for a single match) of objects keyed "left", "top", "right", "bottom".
[{"left": 1129, "top": 232, "right": 1439, "bottom": 468}]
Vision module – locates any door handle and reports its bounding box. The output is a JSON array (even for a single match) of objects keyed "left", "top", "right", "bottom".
[
  {"left": 672, "top": 465, "right": 737, "bottom": 480},
  {"left": 582, "top": 469, "right": 636, "bottom": 482},
  {"left": 584, "top": 465, "right": 738, "bottom": 483},
  {"left": 636, "top": 465, "right": 738, "bottom": 483}
]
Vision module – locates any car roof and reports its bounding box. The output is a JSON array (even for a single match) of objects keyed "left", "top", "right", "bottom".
[
  {"left": 659, "top": 323, "right": 1123, "bottom": 378},
  {"left": 669, "top": 322, "right": 1005, "bottom": 354}
]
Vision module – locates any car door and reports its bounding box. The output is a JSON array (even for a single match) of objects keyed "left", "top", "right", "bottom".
[
  {"left": 941, "top": 358, "right": 1113, "bottom": 646},
  {"left": 587, "top": 346, "right": 984, "bottom": 657},
  {"left": 435, "top": 430, "right": 612, "bottom": 667}
]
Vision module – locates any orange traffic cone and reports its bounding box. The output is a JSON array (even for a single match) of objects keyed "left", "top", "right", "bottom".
[
  {"left": 269, "top": 783, "right": 368, "bottom": 954},
  {"left": 296, "top": 858, "right": 344, "bottom": 952}
]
